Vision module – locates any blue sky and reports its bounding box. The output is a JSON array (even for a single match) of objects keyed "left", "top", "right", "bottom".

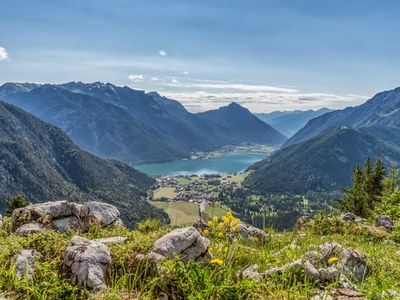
[{"left": 1, "top": 0, "right": 399, "bottom": 112}]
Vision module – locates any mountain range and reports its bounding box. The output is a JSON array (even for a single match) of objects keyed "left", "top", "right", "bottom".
[
  {"left": 0, "top": 82, "right": 286, "bottom": 164},
  {"left": 246, "top": 87, "right": 400, "bottom": 194},
  {"left": 0, "top": 100, "right": 168, "bottom": 227},
  {"left": 255, "top": 108, "right": 332, "bottom": 137}
]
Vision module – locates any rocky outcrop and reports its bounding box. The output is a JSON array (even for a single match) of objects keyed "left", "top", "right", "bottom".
[
  {"left": 149, "top": 227, "right": 210, "bottom": 262},
  {"left": 64, "top": 236, "right": 111, "bottom": 291},
  {"left": 340, "top": 213, "right": 356, "bottom": 222},
  {"left": 242, "top": 242, "right": 367, "bottom": 288},
  {"left": 375, "top": 215, "right": 394, "bottom": 231},
  {"left": 15, "top": 249, "right": 42, "bottom": 279},
  {"left": 12, "top": 200, "right": 123, "bottom": 234}
]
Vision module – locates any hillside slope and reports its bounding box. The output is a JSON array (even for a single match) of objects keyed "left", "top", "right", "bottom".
[
  {"left": 245, "top": 126, "right": 400, "bottom": 193},
  {"left": 256, "top": 108, "right": 332, "bottom": 137},
  {"left": 0, "top": 82, "right": 286, "bottom": 164},
  {"left": 285, "top": 87, "right": 400, "bottom": 147},
  {"left": 0, "top": 101, "right": 168, "bottom": 226},
  {"left": 197, "top": 102, "right": 287, "bottom": 145}
]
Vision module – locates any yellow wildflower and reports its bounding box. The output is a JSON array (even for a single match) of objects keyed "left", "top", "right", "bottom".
[
  {"left": 223, "top": 247, "right": 229, "bottom": 254},
  {"left": 207, "top": 221, "right": 214, "bottom": 227},
  {"left": 213, "top": 216, "right": 219, "bottom": 222},
  {"left": 203, "top": 229, "right": 209, "bottom": 236},
  {"left": 328, "top": 257, "right": 338, "bottom": 265},
  {"left": 216, "top": 232, "right": 224, "bottom": 239},
  {"left": 210, "top": 258, "right": 224, "bottom": 266}
]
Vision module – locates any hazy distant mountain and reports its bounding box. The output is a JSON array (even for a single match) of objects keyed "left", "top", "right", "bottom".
[
  {"left": 245, "top": 126, "right": 400, "bottom": 194},
  {"left": 255, "top": 108, "right": 332, "bottom": 137},
  {"left": 0, "top": 82, "right": 286, "bottom": 164},
  {"left": 197, "top": 102, "right": 287, "bottom": 145},
  {"left": 0, "top": 101, "right": 168, "bottom": 227},
  {"left": 284, "top": 88, "right": 400, "bottom": 147}
]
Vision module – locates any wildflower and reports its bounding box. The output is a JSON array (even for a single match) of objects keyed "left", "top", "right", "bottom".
[
  {"left": 203, "top": 229, "right": 209, "bottom": 236},
  {"left": 212, "top": 216, "right": 219, "bottom": 222},
  {"left": 207, "top": 220, "right": 214, "bottom": 227},
  {"left": 223, "top": 246, "right": 229, "bottom": 254},
  {"left": 328, "top": 256, "right": 339, "bottom": 265},
  {"left": 210, "top": 258, "right": 224, "bottom": 266},
  {"left": 216, "top": 232, "right": 224, "bottom": 239}
]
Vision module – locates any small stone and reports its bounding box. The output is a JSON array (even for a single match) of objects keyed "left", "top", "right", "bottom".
[
  {"left": 242, "top": 264, "right": 262, "bottom": 281},
  {"left": 81, "top": 201, "right": 122, "bottom": 227},
  {"left": 304, "top": 261, "right": 321, "bottom": 282},
  {"left": 15, "top": 249, "right": 41, "bottom": 279},
  {"left": 15, "top": 223, "right": 43, "bottom": 236},
  {"left": 237, "top": 222, "right": 269, "bottom": 242},
  {"left": 319, "top": 266, "right": 340, "bottom": 281},
  {"left": 340, "top": 213, "right": 356, "bottom": 222},
  {"left": 375, "top": 215, "right": 394, "bottom": 231},
  {"left": 297, "top": 215, "right": 311, "bottom": 227},
  {"left": 320, "top": 242, "right": 342, "bottom": 263},
  {"left": 52, "top": 217, "right": 81, "bottom": 232},
  {"left": 339, "top": 248, "right": 367, "bottom": 282}
]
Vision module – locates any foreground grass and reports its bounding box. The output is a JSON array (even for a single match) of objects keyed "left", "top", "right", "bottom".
[{"left": 0, "top": 214, "right": 399, "bottom": 299}]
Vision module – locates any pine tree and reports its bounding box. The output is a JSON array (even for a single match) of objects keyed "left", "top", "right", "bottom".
[
  {"left": 5, "top": 194, "right": 30, "bottom": 216},
  {"left": 340, "top": 165, "right": 370, "bottom": 217},
  {"left": 372, "top": 156, "right": 385, "bottom": 198}
]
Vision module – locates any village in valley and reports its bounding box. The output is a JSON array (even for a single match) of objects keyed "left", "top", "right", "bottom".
[{"left": 147, "top": 173, "right": 245, "bottom": 225}]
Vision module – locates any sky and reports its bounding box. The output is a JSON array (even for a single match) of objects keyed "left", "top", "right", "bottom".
[{"left": 0, "top": 0, "right": 400, "bottom": 112}]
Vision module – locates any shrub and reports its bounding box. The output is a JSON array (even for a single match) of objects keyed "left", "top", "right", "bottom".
[{"left": 137, "top": 219, "right": 161, "bottom": 234}]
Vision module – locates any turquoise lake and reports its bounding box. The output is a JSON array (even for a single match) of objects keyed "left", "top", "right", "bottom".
[{"left": 135, "top": 152, "right": 267, "bottom": 176}]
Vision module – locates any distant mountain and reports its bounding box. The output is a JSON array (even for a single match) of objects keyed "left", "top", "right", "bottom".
[
  {"left": 285, "top": 88, "right": 400, "bottom": 147},
  {"left": 197, "top": 102, "right": 287, "bottom": 145},
  {"left": 245, "top": 126, "right": 400, "bottom": 194},
  {"left": 256, "top": 108, "right": 332, "bottom": 137},
  {"left": 0, "top": 82, "right": 286, "bottom": 164},
  {"left": 0, "top": 101, "right": 168, "bottom": 227}
]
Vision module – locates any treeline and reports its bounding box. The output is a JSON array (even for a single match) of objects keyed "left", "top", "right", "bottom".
[{"left": 339, "top": 157, "right": 400, "bottom": 219}]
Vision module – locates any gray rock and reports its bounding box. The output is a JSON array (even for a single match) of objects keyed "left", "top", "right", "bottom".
[
  {"left": 242, "top": 264, "right": 263, "bottom": 281},
  {"left": 52, "top": 217, "right": 81, "bottom": 232},
  {"left": 149, "top": 227, "right": 210, "bottom": 262},
  {"left": 81, "top": 201, "right": 121, "bottom": 227},
  {"left": 375, "top": 215, "right": 394, "bottom": 231},
  {"left": 237, "top": 222, "right": 268, "bottom": 242},
  {"left": 94, "top": 237, "right": 128, "bottom": 245},
  {"left": 304, "top": 261, "right": 321, "bottom": 282},
  {"left": 338, "top": 248, "right": 367, "bottom": 282},
  {"left": 340, "top": 213, "right": 356, "bottom": 222},
  {"left": 297, "top": 215, "right": 311, "bottom": 227},
  {"left": 64, "top": 236, "right": 111, "bottom": 291},
  {"left": 15, "top": 223, "right": 43, "bottom": 236},
  {"left": 320, "top": 242, "right": 343, "bottom": 264},
  {"left": 193, "top": 218, "right": 209, "bottom": 232},
  {"left": 319, "top": 266, "right": 340, "bottom": 281},
  {"left": 27, "top": 200, "right": 72, "bottom": 219},
  {"left": 15, "top": 249, "right": 41, "bottom": 279},
  {"left": 304, "top": 251, "right": 322, "bottom": 266}
]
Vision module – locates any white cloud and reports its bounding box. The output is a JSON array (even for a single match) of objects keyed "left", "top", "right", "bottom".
[
  {"left": 160, "top": 90, "right": 367, "bottom": 113},
  {"left": 171, "top": 78, "right": 179, "bottom": 83},
  {"left": 150, "top": 77, "right": 159, "bottom": 81},
  {"left": 0, "top": 47, "right": 9, "bottom": 60},
  {"left": 128, "top": 74, "right": 144, "bottom": 82},
  {"left": 165, "top": 81, "right": 298, "bottom": 93},
  {"left": 158, "top": 50, "right": 167, "bottom": 56},
  {"left": 183, "top": 71, "right": 189, "bottom": 75}
]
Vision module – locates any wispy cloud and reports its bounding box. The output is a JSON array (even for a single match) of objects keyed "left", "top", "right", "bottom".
[
  {"left": 160, "top": 89, "right": 367, "bottom": 113},
  {"left": 128, "top": 74, "right": 144, "bottom": 82},
  {"left": 158, "top": 50, "right": 167, "bottom": 56},
  {"left": 0, "top": 47, "right": 9, "bottom": 60}
]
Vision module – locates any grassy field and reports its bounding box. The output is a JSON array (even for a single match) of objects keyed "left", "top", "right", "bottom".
[
  {"left": 149, "top": 201, "right": 199, "bottom": 226},
  {"left": 153, "top": 187, "right": 177, "bottom": 199},
  {"left": 205, "top": 203, "right": 230, "bottom": 217}
]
